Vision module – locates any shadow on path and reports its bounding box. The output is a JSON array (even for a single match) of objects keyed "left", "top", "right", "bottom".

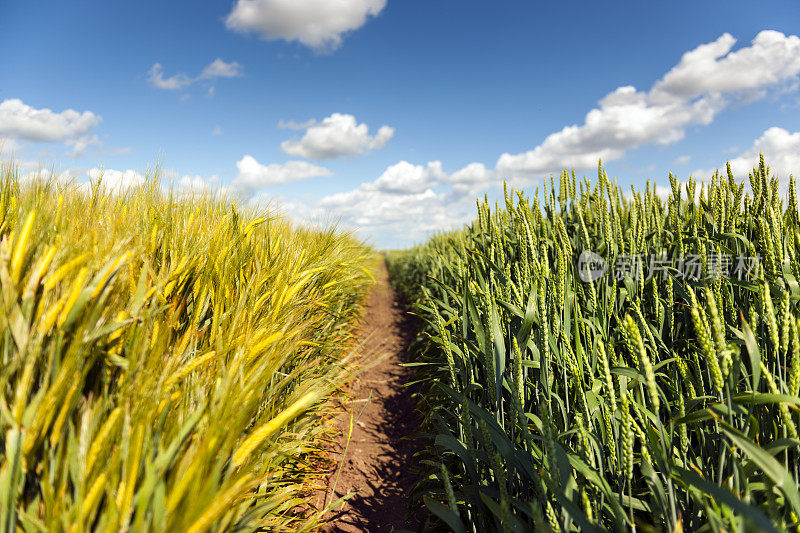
[{"left": 318, "top": 261, "right": 426, "bottom": 532}]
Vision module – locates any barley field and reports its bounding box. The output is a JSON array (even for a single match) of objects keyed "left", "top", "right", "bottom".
[
  {"left": 0, "top": 160, "right": 373, "bottom": 531},
  {"left": 388, "top": 157, "right": 800, "bottom": 531}
]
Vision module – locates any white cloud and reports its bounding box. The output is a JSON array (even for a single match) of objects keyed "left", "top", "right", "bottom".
[
  {"left": 0, "top": 138, "right": 23, "bottom": 153},
  {"left": 449, "top": 162, "right": 495, "bottom": 185},
  {"left": 311, "top": 185, "right": 470, "bottom": 247},
  {"left": 279, "top": 118, "right": 317, "bottom": 130},
  {"left": 0, "top": 98, "right": 103, "bottom": 157},
  {"left": 370, "top": 160, "right": 445, "bottom": 193},
  {"left": 88, "top": 168, "right": 231, "bottom": 196},
  {"left": 67, "top": 136, "right": 102, "bottom": 157},
  {"left": 727, "top": 127, "right": 800, "bottom": 179},
  {"left": 694, "top": 127, "right": 800, "bottom": 188},
  {"left": 672, "top": 155, "right": 691, "bottom": 166},
  {"left": 87, "top": 168, "right": 146, "bottom": 191},
  {"left": 241, "top": 157, "right": 455, "bottom": 247},
  {"left": 225, "top": 0, "right": 386, "bottom": 51},
  {"left": 280, "top": 113, "right": 394, "bottom": 160},
  {"left": 496, "top": 86, "right": 723, "bottom": 179},
  {"left": 11, "top": 163, "right": 230, "bottom": 199},
  {"left": 650, "top": 31, "right": 800, "bottom": 103},
  {"left": 212, "top": 125, "right": 222, "bottom": 135},
  {"left": 233, "top": 155, "right": 332, "bottom": 191},
  {"left": 174, "top": 174, "right": 216, "bottom": 192},
  {"left": 148, "top": 59, "right": 244, "bottom": 91},
  {"left": 445, "top": 162, "right": 501, "bottom": 199},
  {"left": 198, "top": 59, "right": 244, "bottom": 79},
  {"left": 279, "top": 159, "right": 482, "bottom": 248},
  {"left": 148, "top": 63, "right": 193, "bottom": 90},
  {"left": 497, "top": 31, "right": 800, "bottom": 181},
  {"left": 448, "top": 162, "right": 497, "bottom": 191},
  {"left": 277, "top": 31, "right": 800, "bottom": 249},
  {"left": 165, "top": 173, "right": 229, "bottom": 196},
  {"left": 318, "top": 188, "right": 462, "bottom": 228},
  {"left": 13, "top": 161, "right": 80, "bottom": 186}
]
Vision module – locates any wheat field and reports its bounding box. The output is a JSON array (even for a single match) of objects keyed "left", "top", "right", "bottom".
[{"left": 389, "top": 157, "right": 800, "bottom": 532}]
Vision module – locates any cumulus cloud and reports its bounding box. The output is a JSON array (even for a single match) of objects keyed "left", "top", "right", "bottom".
[
  {"left": 270, "top": 31, "right": 800, "bottom": 248},
  {"left": 148, "top": 59, "right": 244, "bottom": 92},
  {"left": 233, "top": 155, "right": 332, "bottom": 191},
  {"left": 174, "top": 174, "right": 216, "bottom": 192},
  {"left": 650, "top": 31, "right": 800, "bottom": 103},
  {"left": 726, "top": 127, "right": 800, "bottom": 178},
  {"left": 10, "top": 162, "right": 231, "bottom": 199},
  {"left": 311, "top": 184, "right": 470, "bottom": 247},
  {"left": 441, "top": 162, "right": 503, "bottom": 199},
  {"left": 496, "top": 86, "right": 723, "bottom": 179},
  {"left": 0, "top": 98, "right": 102, "bottom": 157},
  {"left": 87, "top": 168, "right": 146, "bottom": 191},
  {"left": 82, "top": 168, "right": 231, "bottom": 197},
  {"left": 369, "top": 160, "right": 445, "bottom": 193},
  {"left": 318, "top": 187, "right": 465, "bottom": 230},
  {"left": 448, "top": 162, "right": 495, "bottom": 185},
  {"left": 693, "top": 127, "right": 800, "bottom": 189},
  {"left": 225, "top": 0, "right": 386, "bottom": 51},
  {"left": 274, "top": 31, "right": 800, "bottom": 248},
  {"left": 278, "top": 159, "right": 478, "bottom": 248},
  {"left": 497, "top": 31, "right": 800, "bottom": 180},
  {"left": 239, "top": 156, "right": 456, "bottom": 246},
  {"left": 198, "top": 59, "right": 244, "bottom": 79},
  {"left": 280, "top": 113, "right": 394, "bottom": 160},
  {"left": 165, "top": 173, "right": 230, "bottom": 196},
  {"left": 11, "top": 161, "right": 80, "bottom": 187}
]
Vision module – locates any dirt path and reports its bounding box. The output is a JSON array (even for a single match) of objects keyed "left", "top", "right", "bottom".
[{"left": 317, "top": 260, "right": 424, "bottom": 532}]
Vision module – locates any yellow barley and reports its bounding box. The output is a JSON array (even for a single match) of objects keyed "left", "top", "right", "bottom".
[
  {"left": 11, "top": 210, "right": 35, "bottom": 285},
  {"left": 24, "top": 245, "right": 56, "bottom": 297},
  {"left": 115, "top": 424, "right": 144, "bottom": 518},
  {"left": 13, "top": 356, "right": 37, "bottom": 423},
  {"left": 109, "top": 311, "right": 128, "bottom": 343},
  {"left": 185, "top": 475, "right": 254, "bottom": 533},
  {"left": 43, "top": 253, "right": 89, "bottom": 292},
  {"left": 166, "top": 351, "right": 217, "bottom": 388},
  {"left": 91, "top": 251, "right": 132, "bottom": 298},
  {"left": 86, "top": 407, "right": 124, "bottom": 474},
  {"left": 38, "top": 294, "right": 67, "bottom": 335},
  {"left": 232, "top": 391, "right": 319, "bottom": 467},
  {"left": 80, "top": 472, "right": 107, "bottom": 522},
  {"left": 245, "top": 332, "right": 281, "bottom": 362},
  {"left": 56, "top": 267, "right": 88, "bottom": 328},
  {"left": 166, "top": 455, "right": 203, "bottom": 514},
  {"left": 50, "top": 378, "right": 82, "bottom": 447}
]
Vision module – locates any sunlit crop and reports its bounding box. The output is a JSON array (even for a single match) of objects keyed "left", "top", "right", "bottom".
[
  {"left": 0, "top": 160, "right": 372, "bottom": 531},
  {"left": 389, "top": 156, "right": 800, "bottom": 532}
]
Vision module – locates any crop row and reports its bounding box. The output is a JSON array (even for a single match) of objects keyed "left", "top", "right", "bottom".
[{"left": 388, "top": 157, "right": 800, "bottom": 531}]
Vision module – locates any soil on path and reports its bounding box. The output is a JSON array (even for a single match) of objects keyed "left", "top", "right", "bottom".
[{"left": 317, "top": 260, "right": 425, "bottom": 532}]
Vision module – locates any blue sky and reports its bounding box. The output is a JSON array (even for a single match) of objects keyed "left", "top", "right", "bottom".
[{"left": 2, "top": 1, "right": 800, "bottom": 248}]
